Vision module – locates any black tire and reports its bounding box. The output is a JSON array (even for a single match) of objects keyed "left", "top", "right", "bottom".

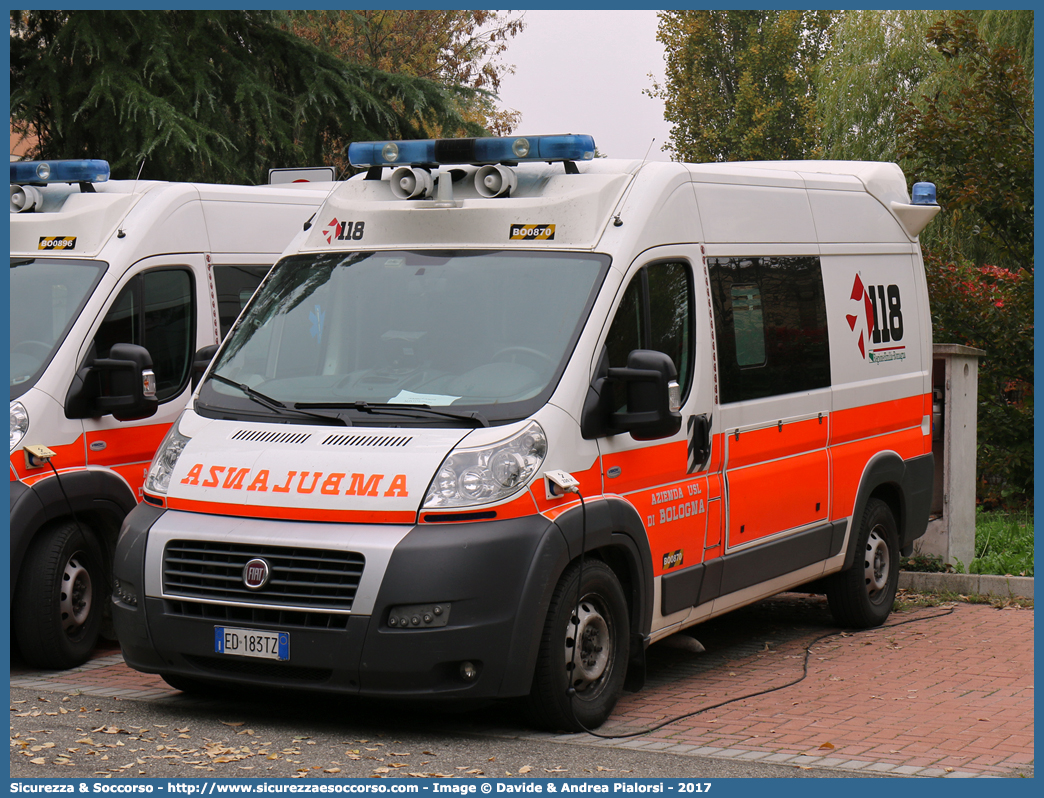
[
  {"left": 13, "top": 519, "right": 105, "bottom": 669},
  {"left": 526, "top": 559, "right": 629, "bottom": 732},
  {"left": 827, "top": 498, "right": 900, "bottom": 628}
]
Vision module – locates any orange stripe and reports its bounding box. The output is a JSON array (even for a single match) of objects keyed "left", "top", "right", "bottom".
[
  {"left": 831, "top": 394, "right": 926, "bottom": 445},
  {"left": 599, "top": 441, "right": 688, "bottom": 495},
  {"left": 728, "top": 451, "right": 828, "bottom": 545},
  {"left": 164, "top": 496, "right": 417, "bottom": 525},
  {"left": 727, "top": 416, "right": 827, "bottom": 468},
  {"left": 85, "top": 422, "right": 170, "bottom": 462},
  {"left": 830, "top": 428, "right": 925, "bottom": 521},
  {"left": 420, "top": 491, "right": 539, "bottom": 524}
]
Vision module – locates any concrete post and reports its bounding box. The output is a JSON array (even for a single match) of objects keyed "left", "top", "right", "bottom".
[{"left": 920, "top": 344, "right": 985, "bottom": 568}]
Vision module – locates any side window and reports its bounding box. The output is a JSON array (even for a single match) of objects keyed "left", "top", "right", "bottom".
[
  {"left": 708, "top": 256, "right": 830, "bottom": 403},
  {"left": 94, "top": 268, "right": 194, "bottom": 403},
  {"left": 604, "top": 261, "right": 693, "bottom": 411},
  {"left": 212, "top": 264, "right": 271, "bottom": 340}
]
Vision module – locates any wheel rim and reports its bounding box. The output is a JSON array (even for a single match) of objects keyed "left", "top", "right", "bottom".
[
  {"left": 60, "top": 554, "right": 93, "bottom": 634},
  {"left": 863, "top": 526, "right": 890, "bottom": 602},
  {"left": 564, "top": 596, "right": 613, "bottom": 693}
]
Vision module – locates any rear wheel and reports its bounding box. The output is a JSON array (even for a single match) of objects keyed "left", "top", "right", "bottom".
[
  {"left": 827, "top": 498, "right": 900, "bottom": 628},
  {"left": 526, "top": 559, "right": 629, "bottom": 732},
  {"left": 14, "top": 519, "right": 105, "bottom": 669}
]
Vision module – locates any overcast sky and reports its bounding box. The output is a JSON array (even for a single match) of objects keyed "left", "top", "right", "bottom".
[{"left": 495, "top": 10, "right": 674, "bottom": 162}]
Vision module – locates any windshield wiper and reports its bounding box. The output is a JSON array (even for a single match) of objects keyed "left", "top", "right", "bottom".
[
  {"left": 294, "top": 400, "right": 489, "bottom": 428},
  {"left": 209, "top": 373, "right": 350, "bottom": 426}
]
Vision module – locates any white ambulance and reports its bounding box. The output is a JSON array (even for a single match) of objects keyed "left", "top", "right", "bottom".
[
  {"left": 113, "top": 135, "right": 940, "bottom": 731},
  {"left": 10, "top": 159, "right": 333, "bottom": 668}
]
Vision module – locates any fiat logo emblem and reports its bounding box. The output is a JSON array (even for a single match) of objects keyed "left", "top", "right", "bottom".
[{"left": 242, "top": 558, "right": 271, "bottom": 590}]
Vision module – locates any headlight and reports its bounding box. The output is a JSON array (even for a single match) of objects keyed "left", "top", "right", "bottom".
[
  {"left": 422, "top": 421, "right": 547, "bottom": 509},
  {"left": 144, "top": 415, "right": 191, "bottom": 495},
  {"left": 10, "top": 401, "right": 29, "bottom": 453}
]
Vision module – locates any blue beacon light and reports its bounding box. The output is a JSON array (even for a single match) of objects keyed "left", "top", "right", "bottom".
[
  {"left": 348, "top": 135, "right": 596, "bottom": 168},
  {"left": 11, "top": 159, "right": 110, "bottom": 185},
  {"left": 911, "top": 182, "right": 937, "bottom": 206}
]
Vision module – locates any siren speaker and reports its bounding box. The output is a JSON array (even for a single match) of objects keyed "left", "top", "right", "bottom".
[
  {"left": 389, "top": 166, "right": 433, "bottom": 199},
  {"left": 474, "top": 164, "right": 517, "bottom": 198},
  {"left": 10, "top": 184, "right": 42, "bottom": 213}
]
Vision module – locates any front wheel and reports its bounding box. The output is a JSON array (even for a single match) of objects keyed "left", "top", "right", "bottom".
[
  {"left": 526, "top": 559, "right": 629, "bottom": 732},
  {"left": 13, "top": 519, "right": 105, "bottom": 669},
  {"left": 826, "top": 498, "right": 900, "bottom": 628}
]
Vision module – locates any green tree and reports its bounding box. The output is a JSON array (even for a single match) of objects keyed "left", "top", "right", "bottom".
[
  {"left": 815, "top": 10, "right": 1033, "bottom": 268},
  {"left": 287, "top": 10, "right": 525, "bottom": 136},
  {"left": 816, "top": 10, "right": 941, "bottom": 163},
  {"left": 817, "top": 10, "right": 1033, "bottom": 165},
  {"left": 648, "top": 10, "right": 834, "bottom": 162},
  {"left": 897, "top": 13, "right": 1033, "bottom": 270},
  {"left": 9, "top": 10, "right": 487, "bottom": 184},
  {"left": 925, "top": 257, "right": 1033, "bottom": 506}
]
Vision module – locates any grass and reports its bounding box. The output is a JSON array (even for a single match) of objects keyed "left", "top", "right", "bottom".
[
  {"left": 968, "top": 506, "right": 1034, "bottom": 577},
  {"left": 901, "top": 506, "right": 1034, "bottom": 577}
]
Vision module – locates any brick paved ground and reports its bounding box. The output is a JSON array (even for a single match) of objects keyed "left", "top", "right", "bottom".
[
  {"left": 596, "top": 593, "right": 1034, "bottom": 777},
  {"left": 10, "top": 593, "right": 1034, "bottom": 778}
]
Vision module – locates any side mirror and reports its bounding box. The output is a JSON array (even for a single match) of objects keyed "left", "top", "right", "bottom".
[
  {"left": 581, "top": 349, "right": 682, "bottom": 440},
  {"left": 65, "top": 343, "right": 159, "bottom": 421},
  {"left": 192, "top": 344, "right": 219, "bottom": 388}
]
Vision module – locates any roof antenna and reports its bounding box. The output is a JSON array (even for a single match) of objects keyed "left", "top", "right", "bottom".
[
  {"left": 118, "top": 158, "right": 147, "bottom": 239},
  {"left": 132, "top": 158, "right": 146, "bottom": 193},
  {"left": 304, "top": 164, "right": 348, "bottom": 231},
  {"left": 613, "top": 138, "right": 656, "bottom": 228}
]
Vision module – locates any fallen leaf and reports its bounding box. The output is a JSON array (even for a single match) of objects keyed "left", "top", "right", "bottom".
[
  {"left": 519, "top": 766, "right": 532, "bottom": 774},
  {"left": 220, "top": 721, "right": 245, "bottom": 727},
  {"left": 819, "top": 742, "right": 835, "bottom": 750},
  {"left": 325, "top": 768, "right": 341, "bottom": 774}
]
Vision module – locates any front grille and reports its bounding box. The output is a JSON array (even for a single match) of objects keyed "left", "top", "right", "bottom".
[
  {"left": 165, "top": 599, "right": 350, "bottom": 630},
  {"left": 185, "top": 654, "right": 331, "bottom": 683},
  {"left": 163, "top": 540, "right": 364, "bottom": 612}
]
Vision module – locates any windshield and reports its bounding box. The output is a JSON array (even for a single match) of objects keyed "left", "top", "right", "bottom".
[
  {"left": 10, "top": 258, "right": 107, "bottom": 399},
  {"left": 198, "top": 250, "right": 609, "bottom": 425}
]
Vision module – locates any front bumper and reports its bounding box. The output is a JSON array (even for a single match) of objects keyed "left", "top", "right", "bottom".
[{"left": 114, "top": 504, "right": 570, "bottom": 699}]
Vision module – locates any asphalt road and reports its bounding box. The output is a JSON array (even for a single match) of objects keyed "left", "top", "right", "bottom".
[{"left": 11, "top": 686, "right": 881, "bottom": 780}]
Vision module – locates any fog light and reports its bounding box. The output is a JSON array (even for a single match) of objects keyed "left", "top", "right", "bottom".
[{"left": 459, "top": 661, "right": 479, "bottom": 681}]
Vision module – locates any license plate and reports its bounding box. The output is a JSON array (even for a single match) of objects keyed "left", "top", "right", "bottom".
[{"left": 215, "top": 627, "right": 289, "bottom": 661}]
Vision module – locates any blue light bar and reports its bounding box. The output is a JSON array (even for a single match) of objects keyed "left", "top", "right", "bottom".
[
  {"left": 348, "top": 135, "right": 597, "bottom": 168},
  {"left": 911, "top": 182, "right": 937, "bottom": 206},
  {"left": 11, "top": 159, "right": 110, "bottom": 185}
]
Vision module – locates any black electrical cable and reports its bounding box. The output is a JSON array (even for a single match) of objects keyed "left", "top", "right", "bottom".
[
  {"left": 562, "top": 551, "right": 958, "bottom": 740},
  {"left": 46, "top": 458, "right": 86, "bottom": 532},
  {"left": 566, "top": 491, "right": 588, "bottom": 711}
]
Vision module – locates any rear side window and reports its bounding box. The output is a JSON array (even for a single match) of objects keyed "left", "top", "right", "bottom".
[
  {"left": 708, "top": 256, "right": 829, "bottom": 403},
  {"left": 212, "top": 264, "right": 271, "bottom": 340},
  {"left": 94, "top": 268, "right": 194, "bottom": 402}
]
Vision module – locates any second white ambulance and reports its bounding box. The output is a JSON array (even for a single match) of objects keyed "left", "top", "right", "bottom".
[
  {"left": 113, "top": 135, "right": 940, "bottom": 731},
  {"left": 10, "top": 159, "right": 332, "bottom": 668}
]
